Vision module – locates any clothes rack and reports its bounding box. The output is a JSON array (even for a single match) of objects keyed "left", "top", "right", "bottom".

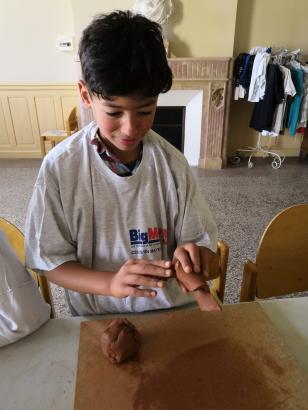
[
  {"left": 231, "top": 48, "right": 303, "bottom": 169},
  {"left": 230, "top": 132, "right": 285, "bottom": 169}
]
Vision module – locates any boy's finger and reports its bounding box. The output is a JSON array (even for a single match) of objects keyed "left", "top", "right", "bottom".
[
  {"left": 130, "top": 275, "right": 166, "bottom": 289},
  {"left": 174, "top": 248, "right": 192, "bottom": 273},
  {"left": 127, "top": 286, "right": 157, "bottom": 298},
  {"left": 188, "top": 245, "right": 201, "bottom": 273},
  {"left": 134, "top": 259, "right": 172, "bottom": 268},
  {"left": 133, "top": 264, "right": 173, "bottom": 278}
]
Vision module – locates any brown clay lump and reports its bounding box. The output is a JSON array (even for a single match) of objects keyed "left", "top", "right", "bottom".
[{"left": 100, "top": 318, "right": 141, "bottom": 364}]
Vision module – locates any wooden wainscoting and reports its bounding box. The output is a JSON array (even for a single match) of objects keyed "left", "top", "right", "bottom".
[{"left": 0, "top": 84, "right": 79, "bottom": 158}]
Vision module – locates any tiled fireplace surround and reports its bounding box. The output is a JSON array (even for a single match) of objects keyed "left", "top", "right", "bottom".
[{"left": 80, "top": 58, "right": 233, "bottom": 169}]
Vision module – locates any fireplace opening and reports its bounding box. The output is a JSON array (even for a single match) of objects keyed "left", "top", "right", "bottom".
[{"left": 152, "top": 106, "right": 186, "bottom": 153}]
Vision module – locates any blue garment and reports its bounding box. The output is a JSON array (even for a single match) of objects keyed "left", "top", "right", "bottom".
[
  {"left": 288, "top": 69, "right": 304, "bottom": 136},
  {"left": 239, "top": 54, "right": 251, "bottom": 86}
]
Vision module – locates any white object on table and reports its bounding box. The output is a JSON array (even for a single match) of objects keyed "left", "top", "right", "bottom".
[{"left": 0, "top": 297, "right": 307, "bottom": 410}]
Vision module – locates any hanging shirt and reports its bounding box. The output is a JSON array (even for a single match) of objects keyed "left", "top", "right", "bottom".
[
  {"left": 249, "top": 46, "right": 269, "bottom": 55},
  {"left": 241, "top": 55, "right": 255, "bottom": 90},
  {"left": 297, "top": 67, "right": 308, "bottom": 128},
  {"left": 262, "top": 65, "right": 296, "bottom": 137},
  {"left": 288, "top": 69, "right": 304, "bottom": 136},
  {"left": 250, "top": 64, "right": 284, "bottom": 132},
  {"left": 233, "top": 53, "right": 248, "bottom": 100},
  {"left": 248, "top": 51, "right": 271, "bottom": 102}
]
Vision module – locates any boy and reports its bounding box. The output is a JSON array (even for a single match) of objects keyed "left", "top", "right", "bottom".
[{"left": 25, "top": 10, "right": 219, "bottom": 316}]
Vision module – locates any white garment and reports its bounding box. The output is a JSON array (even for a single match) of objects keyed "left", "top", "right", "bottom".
[
  {"left": 248, "top": 51, "right": 271, "bottom": 102},
  {"left": 234, "top": 85, "right": 246, "bottom": 100},
  {"left": 249, "top": 46, "right": 269, "bottom": 55},
  {"left": 25, "top": 122, "right": 217, "bottom": 316},
  {"left": 0, "top": 232, "right": 50, "bottom": 347}
]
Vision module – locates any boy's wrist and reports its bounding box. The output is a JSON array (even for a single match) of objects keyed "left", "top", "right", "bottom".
[{"left": 102, "top": 271, "right": 115, "bottom": 297}]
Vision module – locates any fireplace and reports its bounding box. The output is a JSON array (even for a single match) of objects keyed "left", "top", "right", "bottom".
[
  {"left": 152, "top": 106, "right": 186, "bottom": 153},
  {"left": 79, "top": 58, "right": 233, "bottom": 169},
  {"left": 155, "top": 89, "right": 203, "bottom": 165}
]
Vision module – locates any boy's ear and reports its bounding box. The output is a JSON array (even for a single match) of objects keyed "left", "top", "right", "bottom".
[{"left": 78, "top": 80, "right": 92, "bottom": 108}]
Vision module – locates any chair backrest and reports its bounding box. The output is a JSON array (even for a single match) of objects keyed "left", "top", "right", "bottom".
[
  {"left": 240, "top": 204, "right": 308, "bottom": 301},
  {"left": 65, "top": 106, "right": 78, "bottom": 135},
  {"left": 0, "top": 218, "right": 55, "bottom": 318}
]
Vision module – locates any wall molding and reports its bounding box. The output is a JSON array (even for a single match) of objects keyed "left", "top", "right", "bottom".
[{"left": 0, "top": 84, "right": 79, "bottom": 158}]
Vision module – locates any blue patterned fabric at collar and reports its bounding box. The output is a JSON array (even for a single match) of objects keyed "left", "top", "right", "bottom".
[{"left": 90, "top": 132, "right": 142, "bottom": 176}]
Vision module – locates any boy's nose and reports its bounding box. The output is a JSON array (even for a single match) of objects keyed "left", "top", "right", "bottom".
[{"left": 121, "top": 116, "right": 139, "bottom": 136}]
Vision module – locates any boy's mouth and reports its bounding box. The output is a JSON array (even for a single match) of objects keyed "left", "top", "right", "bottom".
[{"left": 119, "top": 138, "right": 138, "bottom": 146}]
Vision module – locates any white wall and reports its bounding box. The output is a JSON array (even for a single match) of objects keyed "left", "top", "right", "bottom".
[
  {"left": 0, "top": 0, "right": 77, "bottom": 83},
  {"left": 71, "top": 0, "right": 238, "bottom": 57},
  {"left": 71, "top": 0, "right": 133, "bottom": 43},
  {"left": 0, "top": 0, "right": 238, "bottom": 84}
]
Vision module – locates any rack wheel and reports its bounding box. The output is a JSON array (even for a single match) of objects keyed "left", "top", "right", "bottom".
[
  {"left": 230, "top": 155, "right": 241, "bottom": 165},
  {"left": 248, "top": 161, "right": 253, "bottom": 169},
  {"left": 271, "top": 159, "right": 281, "bottom": 169}
]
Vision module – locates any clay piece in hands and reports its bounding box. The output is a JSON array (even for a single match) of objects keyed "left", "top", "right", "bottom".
[
  {"left": 100, "top": 318, "right": 141, "bottom": 364},
  {"left": 175, "top": 262, "right": 221, "bottom": 312}
]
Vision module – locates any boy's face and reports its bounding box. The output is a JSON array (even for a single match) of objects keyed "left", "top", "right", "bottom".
[{"left": 78, "top": 81, "right": 157, "bottom": 163}]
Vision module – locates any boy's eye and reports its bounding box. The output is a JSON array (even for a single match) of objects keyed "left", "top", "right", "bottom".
[
  {"left": 138, "top": 111, "right": 152, "bottom": 116},
  {"left": 106, "top": 112, "right": 122, "bottom": 117}
]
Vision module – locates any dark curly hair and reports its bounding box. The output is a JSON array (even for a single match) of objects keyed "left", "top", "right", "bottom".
[{"left": 78, "top": 10, "right": 173, "bottom": 99}]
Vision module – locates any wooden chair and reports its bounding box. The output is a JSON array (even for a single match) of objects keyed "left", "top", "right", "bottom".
[
  {"left": 0, "top": 218, "right": 55, "bottom": 318},
  {"left": 300, "top": 128, "right": 308, "bottom": 158},
  {"left": 240, "top": 204, "right": 308, "bottom": 302},
  {"left": 40, "top": 106, "right": 78, "bottom": 157},
  {"left": 210, "top": 240, "right": 229, "bottom": 304}
]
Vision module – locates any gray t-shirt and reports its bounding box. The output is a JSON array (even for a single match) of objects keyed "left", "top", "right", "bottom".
[{"left": 25, "top": 121, "right": 217, "bottom": 315}]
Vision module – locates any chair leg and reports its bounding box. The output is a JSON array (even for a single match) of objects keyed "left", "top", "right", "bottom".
[
  {"left": 240, "top": 260, "right": 258, "bottom": 302},
  {"left": 40, "top": 136, "right": 47, "bottom": 157},
  {"left": 37, "top": 275, "right": 56, "bottom": 318}
]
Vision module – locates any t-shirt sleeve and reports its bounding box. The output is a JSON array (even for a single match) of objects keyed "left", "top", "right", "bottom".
[
  {"left": 25, "top": 163, "right": 77, "bottom": 272},
  {"left": 174, "top": 165, "right": 218, "bottom": 252},
  {"left": 0, "top": 232, "right": 50, "bottom": 347}
]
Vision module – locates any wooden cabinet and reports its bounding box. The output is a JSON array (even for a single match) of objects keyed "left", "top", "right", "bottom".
[{"left": 0, "top": 85, "right": 79, "bottom": 158}]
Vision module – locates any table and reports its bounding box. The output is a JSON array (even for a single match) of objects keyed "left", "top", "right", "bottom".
[{"left": 1, "top": 297, "right": 308, "bottom": 410}]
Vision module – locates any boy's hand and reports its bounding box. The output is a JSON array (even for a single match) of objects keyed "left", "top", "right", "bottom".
[
  {"left": 174, "top": 247, "right": 222, "bottom": 312},
  {"left": 110, "top": 259, "right": 173, "bottom": 298},
  {"left": 173, "top": 243, "right": 220, "bottom": 280},
  {"left": 173, "top": 243, "right": 201, "bottom": 274}
]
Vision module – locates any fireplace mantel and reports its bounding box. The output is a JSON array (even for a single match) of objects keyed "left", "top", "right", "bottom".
[{"left": 168, "top": 58, "right": 233, "bottom": 169}]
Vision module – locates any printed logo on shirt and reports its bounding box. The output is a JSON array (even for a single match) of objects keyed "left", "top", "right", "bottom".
[{"left": 129, "top": 227, "right": 167, "bottom": 255}]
